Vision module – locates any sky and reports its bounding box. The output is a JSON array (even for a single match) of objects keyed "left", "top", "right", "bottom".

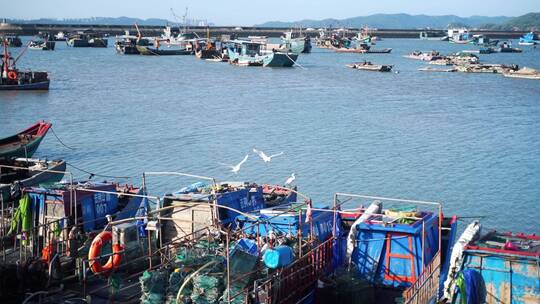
[{"left": 4, "top": 0, "right": 540, "bottom": 25}]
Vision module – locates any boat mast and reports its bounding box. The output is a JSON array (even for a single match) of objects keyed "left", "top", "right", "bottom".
[{"left": 2, "top": 38, "right": 9, "bottom": 78}]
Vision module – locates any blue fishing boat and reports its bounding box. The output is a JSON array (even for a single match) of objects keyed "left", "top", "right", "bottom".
[
  {"left": 281, "top": 30, "right": 312, "bottom": 54},
  {"left": 441, "top": 223, "right": 540, "bottom": 304},
  {"left": 519, "top": 32, "right": 540, "bottom": 45},
  {"left": 227, "top": 40, "right": 298, "bottom": 67}
]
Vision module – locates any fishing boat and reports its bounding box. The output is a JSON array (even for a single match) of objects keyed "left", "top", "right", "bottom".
[
  {"left": 462, "top": 47, "right": 496, "bottom": 54},
  {"left": 471, "top": 34, "right": 499, "bottom": 46},
  {"left": 333, "top": 43, "right": 392, "bottom": 54},
  {"left": 419, "top": 31, "right": 448, "bottom": 41},
  {"left": 418, "top": 66, "right": 457, "bottom": 72},
  {"left": 228, "top": 40, "right": 298, "bottom": 67},
  {"left": 28, "top": 40, "right": 55, "bottom": 51},
  {"left": 503, "top": 67, "right": 540, "bottom": 80},
  {"left": 281, "top": 30, "right": 312, "bottom": 54},
  {"left": 67, "top": 32, "right": 108, "bottom": 48},
  {"left": 347, "top": 61, "right": 393, "bottom": 72},
  {"left": 519, "top": 32, "right": 540, "bottom": 45},
  {"left": 114, "top": 33, "right": 152, "bottom": 55},
  {"left": 448, "top": 28, "right": 472, "bottom": 44},
  {"left": 404, "top": 50, "right": 443, "bottom": 61},
  {"left": 5, "top": 34, "right": 22, "bottom": 47},
  {"left": 194, "top": 39, "right": 226, "bottom": 60},
  {"left": 0, "top": 121, "right": 52, "bottom": 159},
  {"left": 0, "top": 158, "right": 66, "bottom": 202},
  {"left": 441, "top": 222, "right": 540, "bottom": 303},
  {"left": 136, "top": 44, "right": 194, "bottom": 55},
  {"left": 498, "top": 41, "right": 523, "bottom": 53},
  {"left": 0, "top": 40, "right": 50, "bottom": 90}
]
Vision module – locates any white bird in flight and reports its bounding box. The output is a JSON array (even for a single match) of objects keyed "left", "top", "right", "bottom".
[
  {"left": 220, "top": 154, "right": 249, "bottom": 174},
  {"left": 253, "top": 148, "right": 284, "bottom": 163},
  {"left": 285, "top": 173, "right": 296, "bottom": 185}
]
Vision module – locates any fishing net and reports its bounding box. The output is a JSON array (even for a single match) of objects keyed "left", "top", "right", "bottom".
[
  {"left": 317, "top": 269, "right": 375, "bottom": 304},
  {"left": 190, "top": 274, "right": 224, "bottom": 304},
  {"left": 219, "top": 285, "right": 246, "bottom": 304},
  {"left": 140, "top": 269, "right": 169, "bottom": 304},
  {"left": 176, "top": 240, "right": 221, "bottom": 266},
  {"left": 165, "top": 269, "right": 190, "bottom": 304}
]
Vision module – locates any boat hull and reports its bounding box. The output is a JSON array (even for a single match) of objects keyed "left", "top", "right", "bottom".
[
  {"left": 136, "top": 45, "right": 193, "bottom": 55},
  {"left": 0, "top": 80, "right": 50, "bottom": 91},
  {"left": 0, "top": 121, "right": 51, "bottom": 159},
  {"left": 263, "top": 52, "right": 298, "bottom": 67}
]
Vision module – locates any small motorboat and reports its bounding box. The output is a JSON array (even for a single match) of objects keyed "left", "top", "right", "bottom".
[
  {"left": 418, "top": 66, "right": 457, "bottom": 72},
  {"left": 28, "top": 40, "right": 56, "bottom": 51},
  {"left": 0, "top": 158, "right": 66, "bottom": 202},
  {"left": 404, "top": 50, "right": 443, "bottom": 61},
  {"left": 347, "top": 61, "right": 393, "bottom": 72},
  {"left": 0, "top": 121, "right": 52, "bottom": 159},
  {"left": 498, "top": 41, "right": 522, "bottom": 53}
]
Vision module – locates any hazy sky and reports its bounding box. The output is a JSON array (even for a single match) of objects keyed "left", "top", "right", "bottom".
[{"left": 5, "top": 0, "right": 540, "bottom": 25}]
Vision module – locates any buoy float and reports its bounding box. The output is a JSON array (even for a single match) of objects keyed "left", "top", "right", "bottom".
[
  {"left": 88, "top": 230, "right": 123, "bottom": 276},
  {"left": 7, "top": 71, "right": 17, "bottom": 80}
]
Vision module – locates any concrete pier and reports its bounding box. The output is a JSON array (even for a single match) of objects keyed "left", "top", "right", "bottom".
[{"left": 0, "top": 23, "right": 527, "bottom": 39}]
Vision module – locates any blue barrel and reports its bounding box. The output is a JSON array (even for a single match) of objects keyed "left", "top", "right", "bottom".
[{"left": 263, "top": 245, "right": 295, "bottom": 269}]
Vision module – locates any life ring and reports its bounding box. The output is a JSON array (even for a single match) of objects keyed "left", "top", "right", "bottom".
[
  {"left": 7, "top": 71, "right": 17, "bottom": 80},
  {"left": 88, "top": 231, "right": 123, "bottom": 276}
]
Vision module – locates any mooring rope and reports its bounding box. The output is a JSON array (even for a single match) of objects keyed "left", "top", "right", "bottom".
[
  {"left": 284, "top": 53, "right": 306, "bottom": 70},
  {"left": 50, "top": 127, "right": 76, "bottom": 150},
  {"left": 66, "top": 162, "right": 134, "bottom": 180}
]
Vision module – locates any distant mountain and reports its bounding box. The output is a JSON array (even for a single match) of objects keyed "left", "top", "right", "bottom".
[
  {"left": 257, "top": 13, "right": 515, "bottom": 29},
  {"left": 5, "top": 17, "right": 176, "bottom": 26},
  {"left": 485, "top": 13, "right": 540, "bottom": 30}
]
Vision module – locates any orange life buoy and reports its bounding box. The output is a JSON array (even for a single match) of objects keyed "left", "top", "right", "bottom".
[
  {"left": 88, "top": 231, "right": 123, "bottom": 276},
  {"left": 7, "top": 71, "right": 17, "bottom": 80}
]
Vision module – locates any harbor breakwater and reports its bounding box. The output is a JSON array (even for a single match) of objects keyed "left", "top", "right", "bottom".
[{"left": 0, "top": 22, "right": 527, "bottom": 38}]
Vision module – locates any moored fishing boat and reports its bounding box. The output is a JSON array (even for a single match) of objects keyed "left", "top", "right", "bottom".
[
  {"left": 0, "top": 121, "right": 51, "bottom": 160},
  {"left": 0, "top": 158, "right": 66, "bottom": 202},
  {"left": 281, "top": 30, "right": 312, "bottom": 54},
  {"left": 441, "top": 222, "right": 540, "bottom": 303},
  {"left": 136, "top": 44, "right": 194, "bottom": 55},
  {"left": 404, "top": 50, "right": 443, "bottom": 61},
  {"left": 67, "top": 32, "right": 107, "bottom": 48},
  {"left": 28, "top": 40, "right": 55, "bottom": 51},
  {"left": 228, "top": 40, "right": 298, "bottom": 67},
  {"left": 498, "top": 41, "right": 522, "bottom": 53},
  {"left": 5, "top": 34, "right": 22, "bottom": 47},
  {"left": 1, "top": 39, "right": 50, "bottom": 90},
  {"left": 519, "top": 31, "right": 540, "bottom": 45},
  {"left": 333, "top": 42, "right": 392, "bottom": 54},
  {"left": 347, "top": 61, "right": 393, "bottom": 72}
]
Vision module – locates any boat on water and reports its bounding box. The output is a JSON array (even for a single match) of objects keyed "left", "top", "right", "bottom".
[
  {"left": 471, "top": 34, "right": 499, "bottom": 46},
  {"left": 419, "top": 31, "right": 448, "bottom": 41},
  {"left": 441, "top": 222, "right": 540, "bottom": 303},
  {"left": 0, "top": 121, "right": 51, "bottom": 160},
  {"left": 448, "top": 28, "right": 472, "bottom": 44},
  {"left": 333, "top": 42, "right": 392, "bottom": 54},
  {"left": 498, "top": 41, "right": 523, "bottom": 53},
  {"left": 1, "top": 40, "right": 50, "bottom": 90},
  {"left": 347, "top": 61, "right": 393, "bottom": 72},
  {"left": 67, "top": 32, "right": 108, "bottom": 47},
  {"left": 0, "top": 158, "right": 66, "bottom": 202},
  {"left": 404, "top": 50, "right": 443, "bottom": 61},
  {"left": 114, "top": 31, "right": 153, "bottom": 55},
  {"left": 281, "top": 30, "right": 312, "bottom": 54},
  {"left": 136, "top": 44, "right": 194, "bottom": 55},
  {"left": 503, "top": 66, "right": 540, "bottom": 80},
  {"left": 462, "top": 47, "right": 496, "bottom": 54},
  {"left": 28, "top": 40, "right": 55, "bottom": 51},
  {"left": 5, "top": 34, "right": 22, "bottom": 47},
  {"left": 228, "top": 40, "right": 298, "bottom": 67},
  {"left": 195, "top": 39, "right": 229, "bottom": 60},
  {"left": 519, "top": 32, "right": 540, "bottom": 45},
  {"left": 419, "top": 66, "right": 457, "bottom": 72}
]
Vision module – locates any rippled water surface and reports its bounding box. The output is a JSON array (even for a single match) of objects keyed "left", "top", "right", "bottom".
[{"left": 1, "top": 38, "right": 539, "bottom": 234}]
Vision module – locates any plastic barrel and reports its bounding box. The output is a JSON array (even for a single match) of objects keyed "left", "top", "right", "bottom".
[{"left": 263, "top": 245, "right": 294, "bottom": 269}]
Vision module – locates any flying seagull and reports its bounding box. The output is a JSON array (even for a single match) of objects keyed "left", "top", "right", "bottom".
[
  {"left": 285, "top": 173, "right": 296, "bottom": 185},
  {"left": 253, "top": 148, "right": 284, "bottom": 163},
  {"left": 220, "top": 154, "right": 249, "bottom": 174}
]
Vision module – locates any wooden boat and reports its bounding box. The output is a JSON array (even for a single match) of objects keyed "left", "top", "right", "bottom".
[
  {"left": 347, "top": 61, "right": 393, "bottom": 72},
  {"left": 0, "top": 158, "right": 66, "bottom": 202},
  {"left": 1, "top": 40, "right": 50, "bottom": 90},
  {"left": 498, "top": 41, "right": 522, "bottom": 53},
  {"left": 136, "top": 45, "right": 193, "bottom": 55},
  {"left": 5, "top": 35, "right": 22, "bottom": 47},
  {"left": 333, "top": 43, "right": 392, "bottom": 54},
  {"left": 0, "top": 121, "right": 52, "bottom": 159},
  {"left": 503, "top": 67, "right": 540, "bottom": 80}
]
